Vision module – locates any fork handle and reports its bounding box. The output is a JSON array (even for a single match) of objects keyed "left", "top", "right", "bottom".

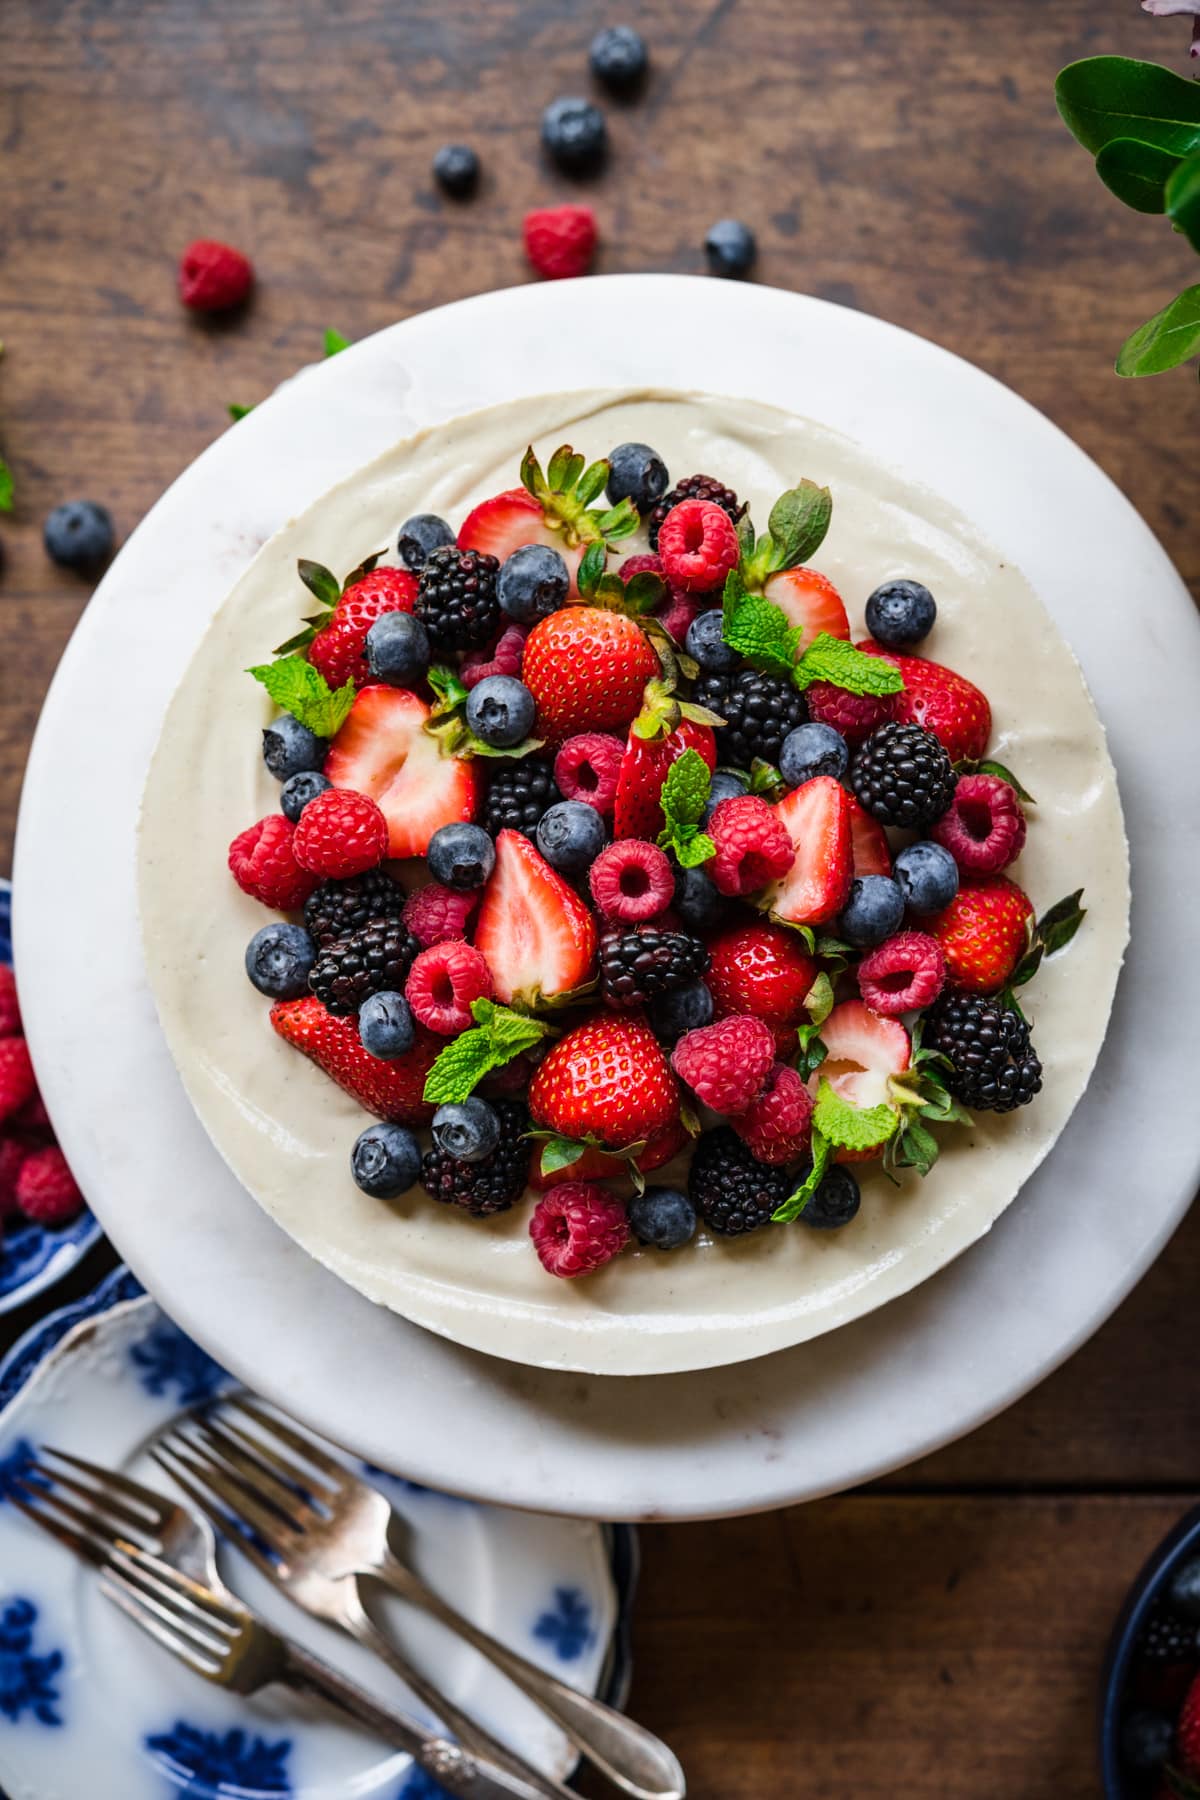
[{"left": 369, "top": 1549, "right": 686, "bottom": 1800}]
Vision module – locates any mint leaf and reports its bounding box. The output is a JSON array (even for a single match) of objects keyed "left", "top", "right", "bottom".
[
  {"left": 538, "top": 1134, "right": 588, "bottom": 1176},
  {"left": 656, "top": 747, "right": 717, "bottom": 868},
  {"left": 748, "top": 759, "right": 783, "bottom": 800},
  {"left": 423, "top": 1000, "right": 550, "bottom": 1104},
  {"left": 1167, "top": 146, "right": 1200, "bottom": 251},
  {"left": 1056, "top": 56, "right": 1200, "bottom": 157},
  {"left": 772, "top": 1131, "right": 831, "bottom": 1223},
  {"left": 793, "top": 634, "right": 904, "bottom": 697},
  {"left": 1116, "top": 283, "right": 1200, "bottom": 376},
  {"left": 764, "top": 481, "right": 832, "bottom": 573},
  {"left": 296, "top": 558, "right": 342, "bottom": 611},
  {"left": 813, "top": 1077, "right": 898, "bottom": 1152},
  {"left": 721, "top": 570, "right": 799, "bottom": 678},
  {"left": 0, "top": 455, "right": 11, "bottom": 513},
  {"left": 1096, "top": 136, "right": 1181, "bottom": 213},
  {"left": 803, "top": 972, "right": 834, "bottom": 1030},
  {"left": 247, "top": 656, "right": 355, "bottom": 737},
  {"left": 324, "top": 327, "right": 351, "bottom": 357},
  {"left": 228, "top": 402, "right": 255, "bottom": 422}
]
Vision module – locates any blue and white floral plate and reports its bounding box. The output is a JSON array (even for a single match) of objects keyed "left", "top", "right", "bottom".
[{"left": 0, "top": 1272, "right": 633, "bottom": 1799}]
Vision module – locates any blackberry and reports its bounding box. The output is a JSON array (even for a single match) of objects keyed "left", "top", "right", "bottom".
[
  {"left": 693, "top": 668, "right": 807, "bottom": 771},
  {"left": 421, "top": 1099, "right": 532, "bottom": 1218},
  {"left": 647, "top": 474, "right": 747, "bottom": 550},
  {"left": 688, "top": 1127, "right": 789, "bottom": 1236},
  {"left": 414, "top": 545, "right": 501, "bottom": 653},
  {"left": 1137, "top": 1602, "right": 1200, "bottom": 1665},
  {"left": 304, "top": 870, "right": 407, "bottom": 949},
  {"left": 599, "top": 926, "right": 709, "bottom": 1009},
  {"left": 922, "top": 992, "right": 1043, "bottom": 1113},
  {"left": 849, "top": 721, "right": 955, "bottom": 829},
  {"left": 308, "top": 919, "right": 419, "bottom": 1017},
  {"left": 483, "top": 758, "right": 560, "bottom": 839}
]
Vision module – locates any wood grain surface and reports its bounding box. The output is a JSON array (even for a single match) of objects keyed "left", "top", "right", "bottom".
[{"left": 2, "top": 2, "right": 1198, "bottom": 1794}]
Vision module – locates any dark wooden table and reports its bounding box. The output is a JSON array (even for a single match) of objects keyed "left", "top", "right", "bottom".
[{"left": 2, "top": 2, "right": 1198, "bottom": 1793}]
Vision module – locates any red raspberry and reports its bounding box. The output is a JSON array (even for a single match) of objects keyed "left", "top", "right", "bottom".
[
  {"left": 588, "top": 840, "right": 674, "bottom": 922},
  {"left": 671, "top": 1015, "right": 776, "bottom": 1115},
  {"left": 308, "top": 567, "right": 419, "bottom": 689},
  {"left": 13, "top": 1088, "right": 52, "bottom": 1139},
  {"left": 529, "top": 1182, "right": 629, "bottom": 1278},
  {"left": 406, "top": 940, "right": 493, "bottom": 1035},
  {"left": 618, "top": 555, "right": 662, "bottom": 582},
  {"left": 806, "top": 681, "right": 899, "bottom": 745},
  {"left": 0, "top": 1137, "right": 28, "bottom": 1216},
  {"left": 462, "top": 623, "right": 527, "bottom": 689},
  {"left": 228, "top": 815, "right": 318, "bottom": 910},
  {"left": 732, "top": 1062, "right": 814, "bottom": 1165},
  {"left": 523, "top": 205, "right": 598, "bottom": 281},
  {"left": 617, "top": 553, "right": 701, "bottom": 645},
  {"left": 401, "top": 883, "right": 479, "bottom": 949},
  {"left": 177, "top": 239, "right": 254, "bottom": 312},
  {"left": 857, "top": 931, "right": 946, "bottom": 1016},
  {"left": 0, "top": 1039, "right": 34, "bottom": 1125},
  {"left": 930, "top": 773, "right": 1027, "bottom": 874},
  {"left": 656, "top": 500, "right": 740, "bottom": 595},
  {"left": 16, "top": 1145, "right": 84, "bottom": 1226},
  {"left": 0, "top": 966, "right": 22, "bottom": 1037},
  {"left": 707, "top": 795, "right": 795, "bottom": 897},
  {"left": 292, "top": 788, "right": 389, "bottom": 879},
  {"left": 554, "top": 733, "right": 624, "bottom": 816}
]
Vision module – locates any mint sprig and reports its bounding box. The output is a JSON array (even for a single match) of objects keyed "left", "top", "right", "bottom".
[
  {"left": 772, "top": 1131, "right": 831, "bottom": 1223},
  {"left": 740, "top": 481, "right": 833, "bottom": 587},
  {"left": 423, "top": 1001, "right": 551, "bottom": 1105},
  {"left": 792, "top": 634, "right": 904, "bottom": 697},
  {"left": 656, "top": 748, "right": 716, "bottom": 869},
  {"left": 323, "top": 327, "right": 351, "bottom": 357},
  {"left": 228, "top": 403, "right": 255, "bottom": 422},
  {"left": 813, "top": 1077, "right": 899, "bottom": 1153},
  {"left": 247, "top": 655, "right": 355, "bottom": 737},
  {"left": 721, "top": 570, "right": 800, "bottom": 677}
]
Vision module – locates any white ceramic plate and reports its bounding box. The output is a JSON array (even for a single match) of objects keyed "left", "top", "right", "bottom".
[{"left": 14, "top": 277, "right": 1200, "bottom": 1517}]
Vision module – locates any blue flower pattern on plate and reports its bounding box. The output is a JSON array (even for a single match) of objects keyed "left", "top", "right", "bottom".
[
  {"left": 129, "top": 1320, "right": 228, "bottom": 1407},
  {"left": 533, "top": 1586, "right": 593, "bottom": 1662},
  {"left": 145, "top": 1722, "right": 292, "bottom": 1796},
  {"left": 0, "top": 1438, "right": 49, "bottom": 1505},
  {"left": 0, "top": 1597, "right": 63, "bottom": 1727}
]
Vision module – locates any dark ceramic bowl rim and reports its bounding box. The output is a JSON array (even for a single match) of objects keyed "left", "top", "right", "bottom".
[{"left": 1101, "top": 1503, "right": 1200, "bottom": 1795}]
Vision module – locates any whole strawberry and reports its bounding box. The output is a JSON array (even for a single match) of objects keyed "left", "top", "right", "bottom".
[
  {"left": 860, "top": 642, "right": 991, "bottom": 764},
  {"left": 523, "top": 606, "right": 659, "bottom": 745},
  {"left": 704, "top": 919, "right": 817, "bottom": 1054},
  {"left": 614, "top": 716, "right": 716, "bottom": 840},
  {"left": 929, "top": 875, "right": 1034, "bottom": 993},
  {"left": 307, "top": 566, "right": 418, "bottom": 690},
  {"left": 528, "top": 1013, "right": 680, "bottom": 1152},
  {"left": 270, "top": 996, "right": 440, "bottom": 1125}
]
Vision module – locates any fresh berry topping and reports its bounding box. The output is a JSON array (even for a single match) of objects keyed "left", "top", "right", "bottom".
[
  {"left": 397, "top": 513, "right": 455, "bottom": 570},
  {"left": 458, "top": 488, "right": 586, "bottom": 583},
  {"left": 432, "top": 1097, "right": 502, "bottom": 1163},
  {"left": 779, "top": 721, "right": 848, "bottom": 787},
  {"left": 280, "top": 770, "right": 332, "bottom": 823},
  {"left": 704, "top": 218, "right": 757, "bottom": 278},
  {"left": 614, "top": 717, "right": 716, "bottom": 841},
  {"left": 850, "top": 721, "right": 956, "bottom": 830},
  {"left": 0, "top": 1039, "right": 36, "bottom": 1126},
  {"left": 731, "top": 1062, "right": 814, "bottom": 1165},
  {"left": 324, "top": 686, "right": 479, "bottom": 860},
  {"left": 672, "top": 864, "right": 728, "bottom": 932},
  {"left": 702, "top": 771, "right": 748, "bottom": 823},
  {"left": 704, "top": 919, "right": 817, "bottom": 1053},
  {"left": 628, "top": 1186, "right": 696, "bottom": 1250},
  {"left": 927, "top": 874, "right": 1034, "bottom": 993},
  {"left": 803, "top": 680, "right": 899, "bottom": 746},
  {"left": 671, "top": 1015, "right": 776, "bottom": 1115},
  {"left": 262, "top": 713, "right": 326, "bottom": 781},
  {"left": 304, "top": 869, "right": 407, "bottom": 949},
  {"left": 647, "top": 474, "right": 746, "bottom": 551},
  {"left": 351, "top": 1122, "right": 422, "bottom": 1198},
  {"left": 0, "top": 967, "right": 22, "bottom": 1038},
  {"left": 857, "top": 931, "right": 946, "bottom": 1016},
  {"left": 482, "top": 758, "right": 560, "bottom": 839},
  {"left": 865, "top": 578, "right": 937, "bottom": 647},
  {"left": 764, "top": 775, "right": 853, "bottom": 926},
  {"left": 606, "top": 442, "right": 668, "bottom": 512},
  {"left": 656, "top": 499, "right": 741, "bottom": 594},
  {"left": 523, "top": 203, "right": 598, "bottom": 279},
  {"left": 554, "top": 733, "right": 624, "bottom": 815},
  {"left": 228, "top": 815, "right": 319, "bottom": 911},
  {"left": 685, "top": 608, "right": 738, "bottom": 673},
  {"left": 588, "top": 839, "right": 675, "bottom": 922},
  {"left": 422, "top": 1098, "right": 533, "bottom": 1218},
  {"left": 930, "top": 773, "right": 1027, "bottom": 874},
  {"left": 707, "top": 794, "right": 795, "bottom": 897},
  {"left": 530, "top": 1183, "right": 629, "bottom": 1278},
  {"left": 541, "top": 97, "right": 607, "bottom": 173},
  {"left": 589, "top": 24, "right": 649, "bottom": 91},
  {"left": 818, "top": 999, "right": 911, "bottom": 1111},
  {"left": 357, "top": 991, "right": 415, "bottom": 1060},
  {"left": 692, "top": 667, "right": 808, "bottom": 771},
  {"left": 432, "top": 143, "right": 480, "bottom": 198},
  {"left": 647, "top": 978, "right": 714, "bottom": 1043},
  {"left": 245, "top": 923, "right": 317, "bottom": 1000},
  {"left": 892, "top": 839, "right": 960, "bottom": 914},
  {"left": 847, "top": 794, "right": 893, "bottom": 878},
  {"left": 464, "top": 676, "right": 537, "bottom": 749},
  {"left": 270, "top": 995, "right": 440, "bottom": 1124},
  {"left": 688, "top": 1127, "right": 787, "bottom": 1235},
  {"left": 292, "top": 787, "right": 389, "bottom": 879},
  {"left": 537, "top": 800, "right": 608, "bottom": 873},
  {"left": 401, "top": 882, "right": 479, "bottom": 949},
  {"left": 177, "top": 239, "right": 253, "bottom": 312},
  {"left": 15, "top": 1145, "right": 84, "bottom": 1226},
  {"left": 529, "top": 1116, "right": 688, "bottom": 1190},
  {"left": 921, "top": 991, "right": 1042, "bottom": 1112},
  {"left": 308, "top": 567, "right": 418, "bottom": 689},
  {"left": 523, "top": 606, "right": 659, "bottom": 744},
  {"left": 763, "top": 567, "right": 851, "bottom": 655},
  {"left": 405, "top": 940, "right": 493, "bottom": 1035},
  {"left": 365, "top": 611, "right": 431, "bottom": 686},
  {"left": 839, "top": 874, "right": 906, "bottom": 948},
  {"left": 475, "top": 829, "right": 598, "bottom": 1006},
  {"left": 497, "top": 544, "right": 570, "bottom": 624},
  {"left": 797, "top": 1163, "right": 862, "bottom": 1230},
  {"left": 309, "top": 919, "right": 420, "bottom": 1017},
  {"left": 415, "top": 545, "right": 501, "bottom": 653},
  {"left": 461, "top": 622, "right": 528, "bottom": 689},
  {"left": 859, "top": 643, "right": 992, "bottom": 764},
  {"left": 43, "top": 500, "right": 114, "bottom": 574},
  {"left": 529, "top": 1013, "right": 680, "bottom": 1151},
  {"left": 599, "top": 924, "right": 709, "bottom": 1010}
]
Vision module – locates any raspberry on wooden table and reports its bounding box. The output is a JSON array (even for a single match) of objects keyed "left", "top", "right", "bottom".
[
  {"left": 529, "top": 1183, "right": 630, "bottom": 1278},
  {"left": 177, "top": 239, "right": 254, "bottom": 312},
  {"left": 228, "top": 815, "right": 319, "bottom": 911},
  {"left": 292, "top": 788, "right": 389, "bottom": 879},
  {"left": 522, "top": 205, "right": 598, "bottom": 281},
  {"left": 671, "top": 1015, "right": 776, "bottom": 1115},
  {"left": 16, "top": 1145, "right": 84, "bottom": 1226}
]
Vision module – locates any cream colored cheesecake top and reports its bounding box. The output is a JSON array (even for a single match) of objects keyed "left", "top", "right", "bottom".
[{"left": 138, "top": 389, "right": 1129, "bottom": 1377}]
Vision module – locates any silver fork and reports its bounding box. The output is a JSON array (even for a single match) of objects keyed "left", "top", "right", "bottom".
[
  {"left": 153, "top": 1397, "right": 684, "bottom": 1800},
  {"left": 6, "top": 1458, "right": 552, "bottom": 1800}
]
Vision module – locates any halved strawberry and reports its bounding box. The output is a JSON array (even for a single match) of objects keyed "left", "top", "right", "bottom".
[
  {"left": 324, "top": 685, "right": 478, "bottom": 860},
  {"left": 859, "top": 642, "right": 991, "bottom": 764},
  {"left": 818, "top": 999, "right": 911, "bottom": 1111},
  {"left": 848, "top": 794, "right": 892, "bottom": 877},
  {"left": 457, "top": 489, "right": 586, "bottom": 592},
  {"left": 270, "top": 996, "right": 440, "bottom": 1125},
  {"left": 613, "top": 718, "right": 716, "bottom": 840},
  {"left": 762, "top": 776, "right": 852, "bottom": 925},
  {"left": 474, "top": 828, "right": 598, "bottom": 1006},
  {"left": 764, "top": 567, "right": 850, "bottom": 655}
]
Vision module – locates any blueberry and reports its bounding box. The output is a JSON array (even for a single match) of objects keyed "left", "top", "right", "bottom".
[
  {"left": 244, "top": 923, "right": 316, "bottom": 1000},
  {"left": 629, "top": 1186, "right": 696, "bottom": 1250},
  {"left": 893, "top": 840, "right": 959, "bottom": 915},
  {"left": 589, "top": 25, "right": 648, "bottom": 93},
  {"left": 541, "top": 96, "right": 607, "bottom": 173},
  {"left": 798, "top": 1164, "right": 861, "bottom": 1230},
  {"left": 43, "top": 499, "right": 114, "bottom": 573},
  {"left": 673, "top": 865, "right": 728, "bottom": 932},
  {"left": 497, "top": 543, "right": 570, "bottom": 624},
  {"left": 704, "top": 219, "right": 756, "bottom": 279},
  {"left": 351, "top": 1122, "right": 422, "bottom": 1198},
  {"left": 466, "top": 675, "right": 536, "bottom": 748},
  {"left": 397, "top": 513, "right": 455, "bottom": 570},
  {"left": 779, "top": 722, "right": 849, "bottom": 787},
  {"left": 280, "top": 769, "right": 332, "bottom": 822},
  {"left": 1119, "top": 1708, "right": 1175, "bottom": 1776},
  {"left": 606, "top": 442, "right": 668, "bottom": 512},
  {"left": 686, "top": 609, "right": 738, "bottom": 674},
  {"left": 432, "top": 144, "right": 480, "bottom": 199},
  {"left": 432, "top": 1098, "right": 502, "bottom": 1163},
  {"left": 1168, "top": 1555, "right": 1200, "bottom": 1622},
  {"left": 262, "top": 712, "right": 326, "bottom": 780},
  {"left": 427, "top": 822, "right": 496, "bottom": 890},
  {"left": 648, "top": 979, "right": 713, "bottom": 1043},
  {"left": 366, "top": 611, "right": 431, "bottom": 685},
  {"left": 839, "top": 875, "right": 905, "bottom": 948},
  {"left": 536, "top": 799, "right": 607, "bottom": 872},
  {"left": 865, "top": 578, "right": 937, "bottom": 648},
  {"left": 358, "top": 991, "right": 415, "bottom": 1060},
  {"left": 702, "top": 770, "right": 748, "bottom": 825}
]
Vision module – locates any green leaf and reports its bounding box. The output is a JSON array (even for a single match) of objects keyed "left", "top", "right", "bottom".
[
  {"left": 539, "top": 1134, "right": 588, "bottom": 1176},
  {"left": 1056, "top": 56, "right": 1200, "bottom": 157},
  {"left": 592, "top": 499, "right": 640, "bottom": 543},
  {"left": 577, "top": 539, "right": 607, "bottom": 595},
  {"left": 0, "top": 456, "right": 12, "bottom": 513},
  {"left": 888, "top": 1115, "right": 941, "bottom": 1179},
  {"left": 793, "top": 634, "right": 905, "bottom": 696},
  {"left": 1095, "top": 137, "right": 1182, "bottom": 213},
  {"left": 794, "top": 1029, "right": 827, "bottom": 1081},
  {"left": 1166, "top": 145, "right": 1200, "bottom": 251},
  {"left": 772, "top": 1132, "right": 831, "bottom": 1223},
  {"left": 763, "top": 481, "right": 833, "bottom": 573},
  {"left": 423, "top": 999, "right": 551, "bottom": 1104},
  {"left": 1037, "top": 888, "right": 1087, "bottom": 957},
  {"left": 575, "top": 459, "right": 609, "bottom": 508},
  {"left": 656, "top": 747, "right": 717, "bottom": 868},
  {"left": 813, "top": 1077, "right": 898, "bottom": 1152},
  {"left": 747, "top": 760, "right": 784, "bottom": 800},
  {"left": 674, "top": 830, "right": 716, "bottom": 870},
  {"left": 427, "top": 663, "right": 470, "bottom": 714},
  {"left": 341, "top": 550, "right": 384, "bottom": 591},
  {"left": 548, "top": 446, "right": 585, "bottom": 493},
  {"left": 227, "top": 402, "right": 255, "bottom": 422},
  {"left": 736, "top": 512, "right": 757, "bottom": 562},
  {"left": 324, "top": 327, "right": 351, "bottom": 357},
  {"left": 721, "top": 570, "right": 799, "bottom": 678},
  {"left": 296, "top": 558, "right": 342, "bottom": 611},
  {"left": 247, "top": 655, "right": 355, "bottom": 737},
  {"left": 973, "top": 759, "right": 1037, "bottom": 804},
  {"left": 1116, "top": 283, "right": 1200, "bottom": 376},
  {"left": 803, "top": 972, "right": 834, "bottom": 1029}
]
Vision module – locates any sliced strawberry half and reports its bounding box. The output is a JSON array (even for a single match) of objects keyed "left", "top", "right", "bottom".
[
  {"left": 762, "top": 775, "right": 852, "bottom": 926},
  {"left": 848, "top": 794, "right": 892, "bottom": 877},
  {"left": 457, "top": 489, "right": 587, "bottom": 592},
  {"left": 858, "top": 641, "right": 992, "bottom": 764},
  {"left": 764, "top": 567, "right": 850, "bottom": 655},
  {"left": 474, "top": 828, "right": 598, "bottom": 1006},
  {"left": 324, "top": 685, "right": 478, "bottom": 860},
  {"left": 270, "top": 996, "right": 440, "bottom": 1125},
  {"left": 817, "top": 999, "right": 911, "bottom": 1111}
]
